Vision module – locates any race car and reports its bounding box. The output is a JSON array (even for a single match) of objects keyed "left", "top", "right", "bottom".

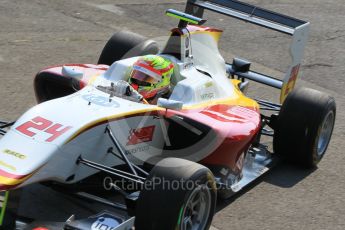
[{"left": 0, "top": 0, "right": 336, "bottom": 230}]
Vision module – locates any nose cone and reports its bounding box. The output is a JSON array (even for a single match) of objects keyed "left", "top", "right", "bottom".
[
  {"left": 0, "top": 169, "right": 32, "bottom": 191},
  {"left": 0, "top": 128, "right": 59, "bottom": 191}
]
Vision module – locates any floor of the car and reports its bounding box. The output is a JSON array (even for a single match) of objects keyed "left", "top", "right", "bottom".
[{"left": 231, "top": 146, "right": 276, "bottom": 193}]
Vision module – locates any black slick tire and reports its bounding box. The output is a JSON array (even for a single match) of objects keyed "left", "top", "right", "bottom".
[
  {"left": 97, "top": 31, "right": 159, "bottom": 65},
  {"left": 135, "top": 158, "right": 217, "bottom": 230},
  {"left": 273, "top": 87, "right": 336, "bottom": 168}
]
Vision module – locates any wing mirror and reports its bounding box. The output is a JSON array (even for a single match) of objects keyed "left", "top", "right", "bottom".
[
  {"left": 157, "top": 98, "right": 183, "bottom": 111},
  {"left": 62, "top": 66, "right": 83, "bottom": 79},
  {"left": 232, "top": 58, "right": 251, "bottom": 73}
]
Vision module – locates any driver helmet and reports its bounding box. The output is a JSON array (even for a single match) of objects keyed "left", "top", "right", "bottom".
[{"left": 128, "top": 55, "right": 174, "bottom": 100}]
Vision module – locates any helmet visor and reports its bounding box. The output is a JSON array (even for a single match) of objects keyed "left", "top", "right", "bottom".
[
  {"left": 131, "top": 63, "right": 162, "bottom": 84},
  {"left": 131, "top": 70, "right": 160, "bottom": 85},
  {"left": 130, "top": 76, "right": 151, "bottom": 87}
]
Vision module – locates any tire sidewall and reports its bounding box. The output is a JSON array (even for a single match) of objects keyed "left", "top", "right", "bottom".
[
  {"left": 176, "top": 171, "right": 217, "bottom": 230},
  {"left": 309, "top": 100, "right": 336, "bottom": 165}
]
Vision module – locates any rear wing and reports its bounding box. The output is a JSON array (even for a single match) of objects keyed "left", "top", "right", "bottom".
[{"left": 181, "top": 0, "right": 310, "bottom": 103}]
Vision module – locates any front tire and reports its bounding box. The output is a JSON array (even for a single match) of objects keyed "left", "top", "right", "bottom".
[
  {"left": 273, "top": 87, "right": 336, "bottom": 168},
  {"left": 135, "top": 158, "right": 217, "bottom": 230}
]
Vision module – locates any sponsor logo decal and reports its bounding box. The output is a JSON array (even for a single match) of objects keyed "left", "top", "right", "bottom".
[
  {"left": 16, "top": 116, "right": 72, "bottom": 142},
  {"left": 183, "top": 62, "right": 193, "bottom": 69},
  {"left": 0, "top": 161, "right": 16, "bottom": 171},
  {"left": 82, "top": 94, "right": 120, "bottom": 107},
  {"left": 126, "top": 125, "right": 155, "bottom": 146},
  {"left": 284, "top": 64, "right": 300, "bottom": 97},
  {"left": 91, "top": 217, "right": 120, "bottom": 230},
  {"left": 201, "top": 92, "right": 215, "bottom": 100},
  {"left": 2, "top": 149, "right": 26, "bottom": 159},
  {"left": 227, "top": 106, "right": 258, "bottom": 119},
  {"left": 125, "top": 145, "right": 149, "bottom": 155},
  {"left": 205, "top": 81, "right": 213, "bottom": 88}
]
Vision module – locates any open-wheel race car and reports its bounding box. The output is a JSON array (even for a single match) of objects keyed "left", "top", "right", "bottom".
[{"left": 0, "top": 0, "right": 336, "bottom": 230}]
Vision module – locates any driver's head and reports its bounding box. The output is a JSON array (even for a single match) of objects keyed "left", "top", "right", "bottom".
[{"left": 128, "top": 55, "right": 174, "bottom": 100}]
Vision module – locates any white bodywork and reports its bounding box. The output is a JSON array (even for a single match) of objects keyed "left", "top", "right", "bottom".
[{"left": 0, "top": 28, "right": 239, "bottom": 188}]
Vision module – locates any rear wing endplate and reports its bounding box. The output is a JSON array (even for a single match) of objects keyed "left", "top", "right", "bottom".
[{"left": 181, "top": 0, "right": 310, "bottom": 103}]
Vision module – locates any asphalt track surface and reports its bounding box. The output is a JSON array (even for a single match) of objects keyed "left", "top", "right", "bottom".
[{"left": 0, "top": 0, "right": 344, "bottom": 229}]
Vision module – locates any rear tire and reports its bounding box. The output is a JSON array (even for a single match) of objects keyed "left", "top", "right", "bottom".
[
  {"left": 97, "top": 31, "right": 159, "bottom": 65},
  {"left": 135, "top": 158, "right": 217, "bottom": 230},
  {"left": 273, "top": 87, "right": 336, "bottom": 168}
]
